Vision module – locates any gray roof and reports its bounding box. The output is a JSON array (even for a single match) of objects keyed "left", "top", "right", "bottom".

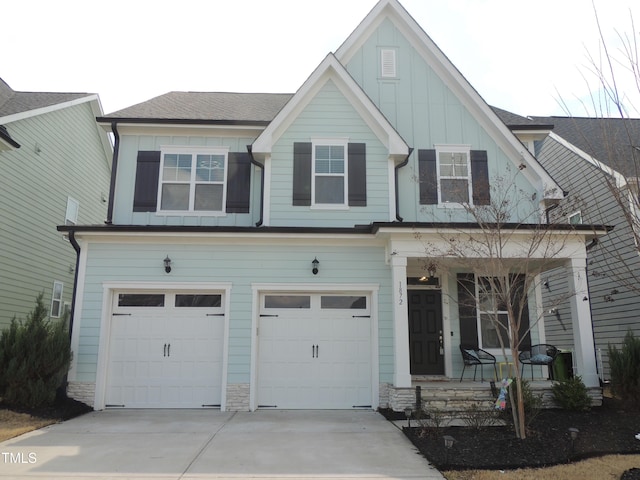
[
  {"left": 0, "top": 78, "right": 91, "bottom": 118},
  {"left": 101, "top": 91, "right": 294, "bottom": 124},
  {"left": 532, "top": 116, "right": 640, "bottom": 179},
  {"left": 491, "top": 106, "right": 553, "bottom": 129}
]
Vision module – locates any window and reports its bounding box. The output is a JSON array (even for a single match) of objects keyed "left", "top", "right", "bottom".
[
  {"left": 320, "top": 296, "right": 367, "bottom": 309},
  {"left": 437, "top": 146, "right": 471, "bottom": 204},
  {"left": 175, "top": 294, "right": 222, "bottom": 307},
  {"left": 380, "top": 49, "right": 397, "bottom": 77},
  {"left": 312, "top": 140, "right": 348, "bottom": 206},
  {"left": 158, "top": 147, "right": 228, "bottom": 213},
  {"left": 65, "top": 197, "right": 79, "bottom": 225},
  {"left": 51, "top": 281, "right": 63, "bottom": 318},
  {"left": 477, "top": 278, "right": 510, "bottom": 350},
  {"left": 568, "top": 211, "right": 582, "bottom": 225},
  {"left": 264, "top": 295, "right": 311, "bottom": 309},
  {"left": 118, "top": 294, "right": 165, "bottom": 307}
]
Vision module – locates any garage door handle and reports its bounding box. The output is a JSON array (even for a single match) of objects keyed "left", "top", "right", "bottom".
[
  {"left": 167, "top": 343, "right": 170, "bottom": 357},
  {"left": 312, "top": 345, "right": 319, "bottom": 358},
  {"left": 164, "top": 343, "right": 167, "bottom": 357}
]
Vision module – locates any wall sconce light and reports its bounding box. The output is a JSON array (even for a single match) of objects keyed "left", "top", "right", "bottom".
[
  {"left": 548, "top": 308, "right": 558, "bottom": 315},
  {"left": 312, "top": 257, "right": 319, "bottom": 275},
  {"left": 164, "top": 255, "right": 172, "bottom": 274},
  {"left": 543, "top": 279, "right": 550, "bottom": 289},
  {"left": 427, "top": 263, "right": 437, "bottom": 279}
]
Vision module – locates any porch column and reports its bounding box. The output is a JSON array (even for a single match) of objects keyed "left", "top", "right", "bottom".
[
  {"left": 566, "top": 257, "right": 599, "bottom": 387},
  {"left": 391, "top": 255, "right": 411, "bottom": 387}
]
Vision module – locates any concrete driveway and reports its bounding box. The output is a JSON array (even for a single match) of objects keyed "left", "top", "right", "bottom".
[{"left": 0, "top": 409, "right": 444, "bottom": 479}]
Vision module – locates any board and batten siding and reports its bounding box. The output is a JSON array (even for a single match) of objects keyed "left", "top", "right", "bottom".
[
  {"left": 343, "top": 16, "right": 539, "bottom": 224},
  {"left": 0, "top": 102, "right": 110, "bottom": 327},
  {"left": 537, "top": 136, "right": 640, "bottom": 379},
  {"left": 113, "top": 133, "right": 261, "bottom": 227},
  {"left": 268, "top": 79, "right": 391, "bottom": 227},
  {"left": 73, "top": 240, "right": 393, "bottom": 385}
]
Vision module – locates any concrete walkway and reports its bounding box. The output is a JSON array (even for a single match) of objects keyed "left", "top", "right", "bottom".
[{"left": 0, "top": 409, "right": 445, "bottom": 479}]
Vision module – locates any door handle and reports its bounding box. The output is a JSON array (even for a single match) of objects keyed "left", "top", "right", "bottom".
[{"left": 439, "top": 330, "right": 444, "bottom": 355}]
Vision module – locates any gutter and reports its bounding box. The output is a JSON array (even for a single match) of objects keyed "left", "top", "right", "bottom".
[
  {"left": 67, "top": 230, "right": 81, "bottom": 342},
  {"left": 394, "top": 148, "right": 413, "bottom": 222},
  {"left": 105, "top": 122, "right": 120, "bottom": 224},
  {"left": 247, "top": 145, "right": 264, "bottom": 227}
]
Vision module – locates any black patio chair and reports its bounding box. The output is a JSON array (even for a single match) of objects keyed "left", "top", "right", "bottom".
[
  {"left": 459, "top": 345, "right": 498, "bottom": 382},
  {"left": 518, "top": 344, "right": 558, "bottom": 380}
]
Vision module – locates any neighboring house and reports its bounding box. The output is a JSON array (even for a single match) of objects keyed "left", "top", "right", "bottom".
[
  {"left": 528, "top": 115, "right": 640, "bottom": 381},
  {"left": 0, "top": 78, "right": 112, "bottom": 329},
  {"left": 60, "top": 0, "right": 602, "bottom": 411}
]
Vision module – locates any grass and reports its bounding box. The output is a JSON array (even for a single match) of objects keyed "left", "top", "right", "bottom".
[
  {"left": 443, "top": 454, "right": 640, "bottom": 479},
  {"left": 0, "top": 409, "right": 56, "bottom": 443}
]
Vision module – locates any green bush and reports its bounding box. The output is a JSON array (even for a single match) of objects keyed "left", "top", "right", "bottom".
[
  {"left": 608, "top": 330, "right": 640, "bottom": 408},
  {"left": 0, "top": 294, "right": 72, "bottom": 408},
  {"left": 551, "top": 376, "right": 591, "bottom": 411}
]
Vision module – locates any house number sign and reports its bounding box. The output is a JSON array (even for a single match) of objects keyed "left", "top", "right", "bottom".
[{"left": 398, "top": 281, "right": 404, "bottom": 305}]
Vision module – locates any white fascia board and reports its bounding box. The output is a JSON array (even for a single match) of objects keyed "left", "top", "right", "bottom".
[
  {"left": 252, "top": 54, "right": 408, "bottom": 160},
  {"left": 549, "top": 131, "right": 627, "bottom": 189},
  {"left": 100, "top": 122, "right": 266, "bottom": 137},
  {"left": 0, "top": 94, "right": 100, "bottom": 124},
  {"left": 336, "top": 0, "right": 563, "bottom": 200}
]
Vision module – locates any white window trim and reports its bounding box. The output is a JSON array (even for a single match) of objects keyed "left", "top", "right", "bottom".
[
  {"left": 157, "top": 145, "right": 229, "bottom": 216},
  {"left": 568, "top": 211, "right": 583, "bottom": 225},
  {"left": 475, "top": 276, "right": 510, "bottom": 353},
  {"left": 65, "top": 197, "right": 79, "bottom": 225},
  {"left": 435, "top": 144, "right": 472, "bottom": 208},
  {"left": 51, "top": 281, "right": 63, "bottom": 318},
  {"left": 311, "top": 138, "right": 349, "bottom": 209}
]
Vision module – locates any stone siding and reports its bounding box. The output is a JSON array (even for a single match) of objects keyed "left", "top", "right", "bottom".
[
  {"left": 66, "top": 382, "right": 95, "bottom": 408},
  {"left": 225, "top": 383, "right": 250, "bottom": 411}
]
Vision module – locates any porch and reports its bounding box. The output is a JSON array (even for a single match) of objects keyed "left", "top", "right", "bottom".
[{"left": 383, "top": 380, "right": 603, "bottom": 415}]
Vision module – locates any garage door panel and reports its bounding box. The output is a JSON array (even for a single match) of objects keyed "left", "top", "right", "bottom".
[{"left": 106, "top": 292, "right": 225, "bottom": 409}]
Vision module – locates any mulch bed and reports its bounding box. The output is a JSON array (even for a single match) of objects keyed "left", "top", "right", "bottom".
[
  {"left": 0, "top": 393, "right": 92, "bottom": 421},
  {"left": 380, "top": 395, "right": 640, "bottom": 472}
]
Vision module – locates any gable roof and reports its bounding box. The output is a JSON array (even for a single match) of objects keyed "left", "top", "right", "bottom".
[
  {"left": 531, "top": 116, "right": 640, "bottom": 179},
  {"left": 98, "top": 92, "right": 293, "bottom": 125},
  {"left": 491, "top": 107, "right": 553, "bottom": 131},
  {"left": 251, "top": 53, "right": 408, "bottom": 162},
  {"left": 335, "top": 0, "right": 563, "bottom": 200}
]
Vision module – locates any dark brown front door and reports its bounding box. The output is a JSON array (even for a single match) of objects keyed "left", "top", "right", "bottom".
[{"left": 408, "top": 290, "right": 444, "bottom": 375}]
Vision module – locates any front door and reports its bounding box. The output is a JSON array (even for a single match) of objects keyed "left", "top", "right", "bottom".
[{"left": 408, "top": 290, "right": 444, "bottom": 375}]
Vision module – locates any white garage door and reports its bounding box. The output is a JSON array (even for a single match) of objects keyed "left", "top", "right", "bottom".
[
  {"left": 257, "top": 293, "right": 371, "bottom": 409},
  {"left": 105, "top": 292, "right": 225, "bottom": 408}
]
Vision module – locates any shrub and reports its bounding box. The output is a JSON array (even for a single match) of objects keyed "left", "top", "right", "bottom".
[
  {"left": 0, "top": 294, "right": 72, "bottom": 408},
  {"left": 498, "top": 378, "right": 542, "bottom": 427},
  {"left": 551, "top": 376, "right": 591, "bottom": 411},
  {"left": 608, "top": 330, "right": 640, "bottom": 408},
  {"left": 459, "top": 402, "right": 499, "bottom": 429}
]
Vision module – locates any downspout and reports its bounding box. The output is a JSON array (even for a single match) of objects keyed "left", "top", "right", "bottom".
[
  {"left": 105, "top": 121, "right": 120, "bottom": 224},
  {"left": 247, "top": 144, "right": 264, "bottom": 227},
  {"left": 395, "top": 148, "right": 413, "bottom": 222},
  {"left": 67, "top": 230, "right": 81, "bottom": 343}
]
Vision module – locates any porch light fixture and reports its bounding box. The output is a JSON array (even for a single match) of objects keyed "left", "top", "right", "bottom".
[
  {"left": 312, "top": 257, "right": 319, "bottom": 275},
  {"left": 427, "top": 263, "right": 437, "bottom": 279},
  {"left": 164, "top": 255, "right": 172, "bottom": 274}
]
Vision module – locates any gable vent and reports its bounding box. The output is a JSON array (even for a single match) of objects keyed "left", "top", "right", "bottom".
[{"left": 381, "top": 49, "right": 396, "bottom": 78}]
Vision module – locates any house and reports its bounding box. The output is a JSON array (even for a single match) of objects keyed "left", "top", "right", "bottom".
[
  {"left": 0, "top": 78, "right": 112, "bottom": 329},
  {"left": 60, "top": 0, "right": 604, "bottom": 411},
  {"left": 526, "top": 115, "right": 640, "bottom": 381}
]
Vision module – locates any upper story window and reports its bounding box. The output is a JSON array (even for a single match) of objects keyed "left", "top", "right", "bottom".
[
  {"left": 568, "top": 211, "right": 582, "bottom": 225},
  {"left": 418, "top": 147, "right": 490, "bottom": 207},
  {"left": 437, "top": 145, "right": 472, "bottom": 205},
  {"left": 313, "top": 140, "right": 348, "bottom": 207},
  {"left": 158, "top": 147, "right": 228, "bottom": 214},
  {"left": 65, "top": 197, "right": 79, "bottom": 225}
]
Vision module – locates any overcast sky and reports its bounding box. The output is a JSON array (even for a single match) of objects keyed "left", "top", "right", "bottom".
[{"left": 2, "top": 0, "right": 639, "bottom": 117}]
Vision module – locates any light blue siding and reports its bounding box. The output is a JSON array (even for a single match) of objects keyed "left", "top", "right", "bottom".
[
  {"left": 344, "top": 17, "right": 539, "bottom": 223},
  {"left": 75, "top": 241, "right": 393, "bottom": 384},
  {"left": 269, "top": 80, "right": 391, "bottom": 227}
]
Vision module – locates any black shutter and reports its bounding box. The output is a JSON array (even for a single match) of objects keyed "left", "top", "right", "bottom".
[
  {"left": 471, "top": 150, "right": 490, "bottom": 205},
  {"left": 226, "top": 152, "right": 251, "bottom": 213},
  {"left": 293, "top": 142, "right": 312, "bottom": 206},
  {"left": 510, "top": 275, "right": 532, "bottom": 350},
  {"left": 418, "top": 149, "right": 438, "bottom": 205},
  {"left": 348, "top": 143, "right": 366, "bottom": 206},
  {"left": 457, "top": 273, "right": 479, "bottom": 348},
  {"left": 133, "top": 151, "right": 160, "bottom": 212}
]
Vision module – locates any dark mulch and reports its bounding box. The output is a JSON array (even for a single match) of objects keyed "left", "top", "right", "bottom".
[
  {"left": 380, "top": 395, "right": 640, "bottom": 472},
  {"left": 0, "top": 392, "right": 93, "bottom": 422}
]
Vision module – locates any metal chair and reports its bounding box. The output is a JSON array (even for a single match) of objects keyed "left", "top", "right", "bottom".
[
  {"left": 459, "top": 345, "right": 497, "bottom": 382},
  {"left": 519, "top": 344, "right": 558, "bottom": 380}
]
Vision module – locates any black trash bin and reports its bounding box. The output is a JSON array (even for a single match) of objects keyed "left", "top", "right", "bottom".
[{"left": 550, "top": 350, "right": 573, "bottom": 380}]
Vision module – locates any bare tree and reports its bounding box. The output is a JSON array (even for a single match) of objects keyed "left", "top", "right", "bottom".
[{"left": 417, "top": 167, "right": 580, "bottom": 439}]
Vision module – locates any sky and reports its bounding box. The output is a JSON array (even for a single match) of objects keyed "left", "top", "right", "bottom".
[{"left": 2, "top": 0, "right": 640, "bottom": 117}]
